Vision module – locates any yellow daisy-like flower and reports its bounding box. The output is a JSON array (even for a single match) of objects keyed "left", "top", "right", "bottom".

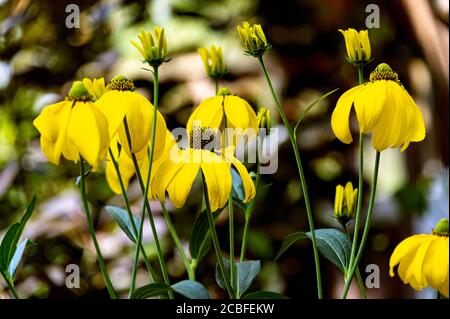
[
  {"left": 389, "top": 218, "right": 449, "bottom": 298},
  {"left": 331, "top": 63, "right": 426, "bottom": 152},
  {"left": 339, "top": 28, "right": 371, "bottom": 64},
  {"left": 95, "top": 75, "right": 167, "bottom": 161},
  {"left": 186, "top": 89, "right": 258, "bottom": 148},
  {"left": 334, "top": 181, "right": 357, "bottom": 224},
  {"left": 151, "top": 126, "right": 255, "bottom": 212},
  {"left": 33, "top": 81, "right": 109, "bottom": 169}
]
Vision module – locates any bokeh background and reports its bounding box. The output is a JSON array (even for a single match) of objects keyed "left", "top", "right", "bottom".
[{"left": 0, "top": 0, "right": 448, "bottom": 299}]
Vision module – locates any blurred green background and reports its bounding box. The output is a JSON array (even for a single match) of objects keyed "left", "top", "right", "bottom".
[{"left": 0, "top": 0, "right": 448, "bottom": 299}]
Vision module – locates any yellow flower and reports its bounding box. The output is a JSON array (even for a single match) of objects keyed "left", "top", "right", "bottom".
[
  {"left": 236, "top": 21, "right": 271, "bottom": 57},
  {"left": 339, "top": 28, "right": 371, "bottom": 64},
  {"left": 151, "top": 126, "right": 255, "bottom": 212},
  {"left": 82, "top": 77, "right": 106, "bottom": 101},
  {"left": 256, "top": 107, "right": 271, "bottom": 134},
  {"left": 131, "top": 27, "right": 168, "bottom": 66},
  {"left": 186, "top": 89, "right": 258, "bottom": 148},
  {"left": 389, "top": 218, "right": 449, "bottom": 297},
  {"left": 331, "top": 63, "right": 426, "bottom": 152},
  {"left": 33, "top": 81, "right": 109, "bottom": 169},
  {"left": 95, "top": 75, "right": 167, "bottom": 161},
  {"left": 198, "top": 45, "right": 227, "bottom": 79},
  {"left": 106, "top": 131, "right": 175, "bottom": 194},
  {"left": 334, "top": 182, "right": 357, "bottom": 224}
]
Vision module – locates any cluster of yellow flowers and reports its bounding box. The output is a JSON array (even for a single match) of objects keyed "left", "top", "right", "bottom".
[{"left": 31, "top": 22, "right": 447, "bottom": 299}]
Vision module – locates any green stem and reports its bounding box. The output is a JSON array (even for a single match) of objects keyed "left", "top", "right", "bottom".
[
  {"left": 160, "top": 201, "right": 195, "bottom": 281},
  {"left": 343, "top": 224, "right": 367, "bottom": 299},
  {"left": 348, "top": 132, "right": 364, "bottom": 277},
  {"left": 1, "top": 271, "right": 20, "bottom": 299},
  {"left": 108, "top": 149, "right": 158, "bottom": 288},
  {"left": 79, "top": 160, "right": 117, "bottom": 299},
  {"left": 124, "top": 120, "right": 174, "bottom": 299},
  {"left": 201, "top": 173, "right": 235, "bottom": 298},
  {"left": 341, "top": 151, "right": 380, "bottom": 299},
  {"left": 258, "top": 55, "right": 322, "bottom": 299},
  {"left": 357, "top": 65, "right": 364, "bottom": 85},
  {"left": 228, "top": 196, "right": 236, "bottom": 297},
  {"left": 240, "top": 160, "right": 261, "bottom": 261},
  {"left": 214, "top": 78, "right": 219, "bottom": 95}
]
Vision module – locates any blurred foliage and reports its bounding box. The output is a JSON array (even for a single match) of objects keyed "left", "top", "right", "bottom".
[{"left": 0, "top": 0, "right": 448, "bottom": 299}]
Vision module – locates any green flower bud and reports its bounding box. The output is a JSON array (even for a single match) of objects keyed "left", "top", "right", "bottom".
[
  {"left": 237, "top": 21, "right": 271, "bottom": 57},
  {"left": 433, "top": 218, "right": 449, "bottom": 236},
  {"left": 131, "top": 26, "right": 169, "bottom": 67}
]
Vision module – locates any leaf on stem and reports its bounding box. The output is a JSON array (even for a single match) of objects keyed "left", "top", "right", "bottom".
[
  {"left": 215, "top": 258, "right": 261, "bottom": 297},
  {"left": 105, "top": 206, "right": 140, "bottom": 243},
  {"left": 171, "top": 280, "right": 210, "bottom": 299},
  {"left": 130, "top": 283, "right": 171, "bottom": 299}
]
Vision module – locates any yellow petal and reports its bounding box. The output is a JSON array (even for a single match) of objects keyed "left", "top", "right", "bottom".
[
  {"left": 331, "top": 85, "right": 365, "bottom": 144},
  {"left": 96, "top": 90, "right": 129, "bottom": 139},
  {"left": 223, "top": 95, "right": 258, "bottom": 147},
  {"left": 67, "top": 101, "right": 109, "bottom": 169},
  {"left": 187, "top": 96, "right": 224, "bottom": 134},
  {"left": 33, "top": 101, "right": 73, "bottom": 165},
  {"left": 105, "top": 149, "right": 135, "bottom": 194},
  {"left": 423, "top": 236, "right": 449, "bottom": 297},
  {"left": 403, "top": 235, "right": 434, "bottom": 289},
  {"left": 353, "top": 81, "right": 387, "bottom": 133},
  {"left": 200, "top": 149, "right": 231, "bottom": 212},
  {"left": 389, "top": 234, "right": 428, "bottom": 277},
  {"left": 166, "top": 150, "right": 200, "bottom": 208}
]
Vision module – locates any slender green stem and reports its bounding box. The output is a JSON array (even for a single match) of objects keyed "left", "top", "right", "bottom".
[
  {"left": 160, "top": 201, "right": 195, "bottom": 281},
  {"left": 258, "top": 55, "right": 322, "bottom": 298},
  {"left": 1, "top": 271, "right": 19, "bottom": 299},
  {"left": 201, "top": 173, "right": 234, "bottom": 298},
  {"left": 124, "top": 120, "right": 174, "bottom": 299},
  {"left": 228, "top": 196, "right": 236, "bottom": 296},
  {"left": 341, "top": 151, "right": 380, "bottom": 299},
  {"left": 79, "top": 160, "right": 117, "bottom": 299},
  {"left": 240, "top": 160, "right": 261, "bottom": 261},
  {"left": 108, "top": 149, "right": 158, "bottom": 287},
  {"left": 348, "top": 132, "right": 364, "bottom": 276},
  {"left": 214, "top": 78, "right": 219, "bottom": 95},
  {"left": 343, "top": 224, "right": 367, "bottom": 299},
  {"left": 357, "top": 65, "right": 364, "bottom": 85}
]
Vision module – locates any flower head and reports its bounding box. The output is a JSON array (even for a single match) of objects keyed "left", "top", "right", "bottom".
[
  {"left": 237, "top": 21, "right": 271, "bottom": 57},
  {"left": 186, "top": 89, "right": 258, "bottom": 148},
  {"left": 334, "top": 182, "right": 357, "bottom": 225},
  {"left": 339, "top": 28, "right": 371, "bottom": 65},
  {"left": 256, "top": 107, "right": 271, "bottom": 135},
  {"left": 82, "top": 77, "right": 106, "bottom": 101},
  {"left": 331, "top": 63, "right": 426, "bottom": 152},
  {"left": 151, "top": 126, "right": 255, "bottom": 212},
  {"left": 389, "top": 218, "right": 449, "bottom": 298},
  {"left": 198, "top": 45, "right": 227, "bottom": 79},
  {"left": 33, "top": 81, "right": 109, "bottom": 169},
  {"left": 95, "top": 75, "right": 167, "bottom": 160},
  {"left": 131, "top": 26, "right": 168, "bottom": 67}
]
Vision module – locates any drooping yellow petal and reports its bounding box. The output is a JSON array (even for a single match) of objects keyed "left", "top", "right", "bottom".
[
  {"left": 186, "top": 96, "right": 224, "bottom": 134},
  {"left": 223, "top": 95, "right": 258, "bottom": 146},
  {"left": 331, "top": 85, "right": 365, "bottom": 144},
  {"left": 166, "top": 151, "right": 200, "bottom": 208},
  {"left": 67, "top": 102, "right": 109, "bottom": 169},
  {"left": 105, "top": 149, "right": 135, "bottom": 194},
  {"left": 33, "top": 101, "right": 73, "bottom": 165},
  {"left": 353, "top": 81, "right": 387, "bottom": 133},
  {"left": 200, "top": 149, "right": 231, "bottom": 212},
  {"left": 403, "top": 236, "right": 434, "bottom": 289},
  {"left": 423, "top": 236, "right": 449, "bottom": 297},
  {"left": 96, "top": 90, "right": 129, "bottom": 139},
  {"left": 389, "top": 234, "right": 428, "bottom": 277}
]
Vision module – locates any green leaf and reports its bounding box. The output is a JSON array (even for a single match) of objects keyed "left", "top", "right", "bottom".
[
  {"left": 171, "top": 280, "right": 210, "bottom": 299},
  {"left": 0, "top": 196, "right": 36, "bottom": 271},
  {"left": 189, "top": 210, "right": 221, "bottom": 262},
  {"left": 307, "top": 228, "right": 351, "bottom": 272},
  {"left": 243, "top": 290, "right": 289, "bottom": 299},
  {"left": 216, "top": 259, "right": 261, "bottom": 297},
  {"left": 293, "top": 88, "right": 340, "bottom": 135},
  {"left": 231, "top": 167, "right": 245, "bottom": 201},
  {"left": 274, "top": 231, "right": 308, "bottom": 261},
  {"left": 275, "top": 228, "right": 351, "bottom": 272},
  {"left": 7, "top": 239, "right": 29, "bottom": 279},
  {"left": 130, "top": 283, "right": 170, "bottom": 299},
  {"left": 105, "top": 206, "right": 140, "bottom": 243}
]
